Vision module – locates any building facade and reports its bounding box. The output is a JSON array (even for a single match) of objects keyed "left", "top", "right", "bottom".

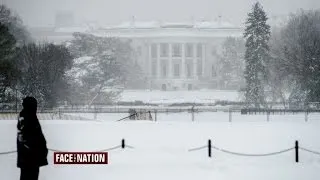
[
  {"left": 92, "top": 21, "right": 243, "bottom": 90},
  {"left": 28, "top": 19, "right": 244, "bottom": 90}
]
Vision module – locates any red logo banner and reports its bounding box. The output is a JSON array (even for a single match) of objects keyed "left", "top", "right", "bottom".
[{"left": 53, "top": 152, "right": 108, "bottom": 164}]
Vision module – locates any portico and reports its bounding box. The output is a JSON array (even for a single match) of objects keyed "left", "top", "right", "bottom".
[
  {"left": 148, "top": 42, "right": 205, "bottom": 80},
  {"left": 92, "top": 20, "right": 243, "bottom": 90}
]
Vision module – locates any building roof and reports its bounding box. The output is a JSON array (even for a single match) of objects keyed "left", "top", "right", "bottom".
[
  {"left": 28, "top": 20, "right": 244, "bottom": 42},
  {"left": 103, "top": 20, "right": 240, "bottom": 30},
  {"left": 54, "top": 26, "right": 90, "bottom": 33},
  {"left": 93, "top": 20, "right": 243, "bottom": 38}
]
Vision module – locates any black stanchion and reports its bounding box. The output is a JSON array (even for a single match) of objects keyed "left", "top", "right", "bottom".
[
  {"left": 208, "top": 139, "right": 212, "bottom": 158},
  {"left": 295, "top": 140, "right": 299, "bottom": 163},
  {"left": 122, "top": 139, "right": 125, "bottom": 149}
]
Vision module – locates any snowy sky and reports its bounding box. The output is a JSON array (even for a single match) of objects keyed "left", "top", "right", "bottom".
[{"left": 2, "top": 0, "right": 320, "bottom": 27}]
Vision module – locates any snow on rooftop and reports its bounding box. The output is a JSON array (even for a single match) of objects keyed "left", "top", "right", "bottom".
[
  {"left": 160, "top": 22, "right": 194, "bottom": 28},
  {"left": 107, "top": 21, "right": 160, "bottom": 29},
  {"left": 91, "top": 20, "right": 242, "bottom": 38},
  {"left": 194, "top": 21, "right": 237, "bottom": 29},
  {"left": 55, "top": 26, "right": 90, "bottom": 33},
  {"left": 103, "top": 20, "right": 239, "bottom": 30}
]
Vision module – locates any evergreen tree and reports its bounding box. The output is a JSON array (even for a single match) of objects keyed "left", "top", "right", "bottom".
[
  {"left": 0, "top": 5, "right": 31, "bottom": 45},
  {"left": 243, "top": 2, "right": 271, "bottom": 108},
  {"left": 0, "top": 22, "right": 17, "bottom": 102},
  {"left": 219, "top": 37, "right": 245, "bottom": 89}
]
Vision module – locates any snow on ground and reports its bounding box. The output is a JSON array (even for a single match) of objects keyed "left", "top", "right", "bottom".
[
  {"left": 1, "top": 112, "right": 320, "bottom": 180},
  {"left": 119, "top": 89, "right": 241, "bottom": 103}
]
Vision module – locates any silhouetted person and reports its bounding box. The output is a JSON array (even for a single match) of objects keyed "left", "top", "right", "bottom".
[{"left": 17, "top": 97, "right": 48, "bottom": 180}]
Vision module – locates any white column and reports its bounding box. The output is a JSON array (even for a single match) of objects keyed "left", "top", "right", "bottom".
[
  {"left": 202, "top": 43, "right": 206, "bottom": 77},
  {"left": 193, "top": 43, "right": 197, "bottom": 79},
  {"left": 169, "top": 43, "right": 173, "bottom": 78},
  {"left": 181, "top": 43, "right": 186, "bottom": 78},
  {"left": 157, "top": 43, "right": 161, "bottom": 79},
  {"left": 148, "top": 44, "right": 152, "bottom": 77}
]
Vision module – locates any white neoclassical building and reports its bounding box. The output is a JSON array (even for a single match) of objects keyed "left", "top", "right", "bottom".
[
  {"left": 92, "top": 20, "right": 243, "bottom": 90},
  {"left": 29, "top": 18, "right": 244, "bottom": 90}
]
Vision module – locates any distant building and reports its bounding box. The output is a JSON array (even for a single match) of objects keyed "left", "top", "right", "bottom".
[
  {"left": 27, "top": 11, "right": 89, "bottom": 44},
  {"left": 92, "top": 20, "right": 243, "bottom": 90},
  {"left": 55, "top": 11, "right": 75, "bottom": 28},
  {"left": 28, "top": 19, "right": 243, "bottom": 90}
]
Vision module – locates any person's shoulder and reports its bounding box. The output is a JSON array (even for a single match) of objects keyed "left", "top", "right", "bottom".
[{"left": 18, "top": 111, "right": 25, "bottom": 119}]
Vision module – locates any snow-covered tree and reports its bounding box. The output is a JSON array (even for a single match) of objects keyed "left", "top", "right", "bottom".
[
  {"left": 266, "top": 26, "right": 289, "bottom": 107},
  {"left": 0, "top": 5, "right": 31, "bottom": 45},
  {"left": 243, "top": 2, "right": 271, "bottom": 108},
  {"left": 0, "top": 5, "right": 31, "bottom": 104},
  {"left": 271, "top": 9, "right": 320, "bottom": 106},
  {"left": 219, "top": 37, "right": 245, "bottom": 89},
  {"left": 17, "top": 43, "right": 73, "bottom": 108},
  {"left": 67, "top": 33, "right": 139, "bottom": 106},
  {"left": 0, "top": 22, "right": 17, "bottom": 102}
]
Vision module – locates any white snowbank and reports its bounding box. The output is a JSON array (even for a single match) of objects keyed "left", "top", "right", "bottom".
[
  {"left": 119, "top": 89, "right": 241, "bottom": 103},
  {"left": 1, "top": 112, "right": 320, "bottom": 180}
]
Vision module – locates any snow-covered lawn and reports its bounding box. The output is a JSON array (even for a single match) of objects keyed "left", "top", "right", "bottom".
[
  {"left": 1, "top": 112, "right": 320, "bottom": 180},
  {"left": 119, "top": 89, "right": 241, "bottom": 103}
]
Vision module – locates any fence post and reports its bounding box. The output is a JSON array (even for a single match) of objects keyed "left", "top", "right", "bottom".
[
  {"left": 58, "top": 108, "right": 61, "bottom": 119},
  {"left": 295, "top": 140, "right": 299, "bottom": 163},
  {"left": 94, "top": 107, "right": 97, "bottom": 120},
  {"left": 208, "top": 139, "right": 212, "bottom": 158},
  {"left": 191, "top": 106, "right": 195, "bottom": 122},
  {"left": 155, "top": 110, "right": 157, "bottom": 122},
  {"left": 305, "top": 111, "right": 308, "bottom": 122},
  {"left": 229, "top": 109, "right": 232, "bottom": 122},
  {"left": 121, "top": 139, "right": 125, "bottom": 149}
]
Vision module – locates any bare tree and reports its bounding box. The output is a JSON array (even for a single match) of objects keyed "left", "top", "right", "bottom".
[
  {"left": 17, "top": 43, "right": 73, "bottom": 108},
  {"left": 269, "top": 9, "right": 320, "bottom": 107}
]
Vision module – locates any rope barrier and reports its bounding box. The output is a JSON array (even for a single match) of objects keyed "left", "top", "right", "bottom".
[
  {"left": 0, "top": 150, "right": 16, "bottom": 155},
  {"left": 48, "top": 145, "right": 123, "bottom": 152},
  {"left": 0, "top": 144, "right": 133, "bottom": 155},
  {"left": 125, "top": 145, "right": 135, "bottom": 149},
  {"left": 116, "top": 112, "right": 138, "bottom": 122},
  {"left": 96, "top": 145, "right": 123, "bottom": 152},
  {"left": 188, "top": 145, "right": 207, "bottom": 152},
  {"left": 300, "top": 147, "right": 320, "bottom": 156},
  {"left": 211, "top": 145, "right": 295, "bottom": 157}
]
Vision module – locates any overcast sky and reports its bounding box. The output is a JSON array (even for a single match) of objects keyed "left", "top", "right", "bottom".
[{"left": 2, "top": 0, "right": 320, "bottom": 27}]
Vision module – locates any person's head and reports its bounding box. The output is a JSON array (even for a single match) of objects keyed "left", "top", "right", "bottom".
[{"left": 22, "top": 96, "right": 38, "bottom": 113}]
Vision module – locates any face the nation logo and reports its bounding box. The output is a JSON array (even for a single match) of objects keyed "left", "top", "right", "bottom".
[{"left": 54, "top": 152, "right": 108, "bottom": 164}]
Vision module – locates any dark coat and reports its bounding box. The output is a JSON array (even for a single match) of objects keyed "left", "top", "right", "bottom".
[{"left": 17, "top": 97, "right": 48, "bottom": 168}]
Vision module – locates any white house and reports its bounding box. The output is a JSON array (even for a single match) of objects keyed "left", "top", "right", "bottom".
[
  {"left": 28, "top": 18, "right": 244, "bottom": 90},
  {"left": 91, "top": 20, "right": 243, "bottom": 90}
]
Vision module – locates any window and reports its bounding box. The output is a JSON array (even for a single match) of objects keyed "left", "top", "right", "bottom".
[
  {"left": 212, "top": 65, "right": 216, "bottom": 77},
  {"left": 137, "top": 46, "right": 142, "bottom": 56},
  {"left": 151, "top": 44, "right": 157, "bottom": 58},
  {"left": 152, "top": 60, "right": 157, "bottom": 77},
  {"left": 197, "top": 43, "right": 202, "bottom": 57},
  {"left": 174, "top": 64, "right": 180, "bottom": 77},
  {"left": 161, "top": 63, "right": 167, "bottom": 78},
  {"left": 185, "top": 43, "right": 193, "bottom": 57},
  {"left": 197, "top": 59, "right": 202, "bottom": 76},
  {"left": 160, "top": 43, "right": 169, "bottom": 57},
  {"left": 186, "top": 63, "right": 192, "bottom": 78},
  {"left": 172, "top": 43, "right": 181, "bottom": 57}
]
